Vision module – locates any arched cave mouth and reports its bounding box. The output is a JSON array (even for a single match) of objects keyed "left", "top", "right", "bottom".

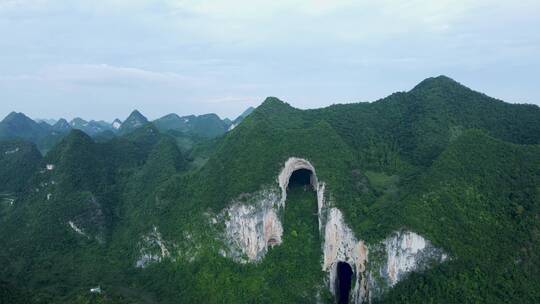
[
  {"left": 336, "top": 261, "right": 354, "bottom": 304},
  {"left": 288, "top": 168, "right": 314, "bottom": 190}
]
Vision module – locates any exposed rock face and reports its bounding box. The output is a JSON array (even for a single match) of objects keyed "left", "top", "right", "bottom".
[
  {"left": 4, "top": 147, "right": 19, "bottom": 154},
  {"left": 277, "top": 157, "right": 327, "bottom": 232},
  {"left": 322, "top": 207, "right": 369, "bottom": 303},
  {"left": 136, "top": 226, "right": 171, "bottom": 268},
  {"left": 223, "top": 157, "right": 327, "bottom": 262},
  {"left": 68, "top": 220, "right": 88, "bottom": 238},
  {"left": 384, "top": 231, "right": 431, "bottom": 286},
  {"left": 278, "top": 157, "right": 318, "bottom": 207},
  {"left": 223, "top": 189, "right": 282, "bottom": 262},
  {"left": 72, "top": 193, "right": 107, "bottom": 244},
  {"left": 112, "top": 119, "right": 122, "bottom": 130},
  {"left": 221, "top": 157, "right": 448, "bottom": 303},
  {"left": 317, "top": 182, "right": 326, "bottom": 232},
  {"left": 366, "top": 230, "right": 448, "bottom": 299},
  {"left": 321, "top": 218, "right": 448, "bottom": 303}
]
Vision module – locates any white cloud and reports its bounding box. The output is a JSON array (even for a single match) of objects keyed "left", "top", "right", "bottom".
[
  {"left": 1, "top": 64, "right": 200, "bottom": 89},
  {"left": 0, "top": 0, "right": 539, "bottom": 121},
  {"left": 42, "top": 64, "right": 193, "bottom": 87}
]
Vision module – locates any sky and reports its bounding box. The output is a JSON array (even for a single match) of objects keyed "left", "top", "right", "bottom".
[{"left": 1, "top": 0, "right": 539, "bottom": 122}]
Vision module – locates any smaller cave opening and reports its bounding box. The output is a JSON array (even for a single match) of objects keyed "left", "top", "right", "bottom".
[
  {"left": 336, "top": 261, "right": 354, "bottom": 304},
  {"left": 267, "top": 238, "right": 278, "bottom": 247},
  {"left": 288, "top": 168, "right": 313, "bottom": 190}
]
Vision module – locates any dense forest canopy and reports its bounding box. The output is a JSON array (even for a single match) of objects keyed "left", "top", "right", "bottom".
[{"left": 0, "top": 76, "right": 539, "bottom": 303}]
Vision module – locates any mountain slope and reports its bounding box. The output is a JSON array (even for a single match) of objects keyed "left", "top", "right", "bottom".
[
  {"left": 52, "top": 118, "right": 71, "bottom": 132},
  {"left": 307, "top": 76, "right": 540, "bottom": 169},
  {"left": 0, "top": 127, "right": 186, "bottom": 303},
  {"left": 0, "top": 112, "right": 70, "bottom": 153},
  {"left": 0, "top": 112, "right": 50, "bottom": 143},
  {"left": 379, "top": 130, "right": 540, "bottom": 303},
  {"left": 154, "top": 85, "right": 540, "bottom": 303},
  {"left": 0, "top": 139, "right": 42, "bottom": 194},
  {"left": 0, "top": 76, "right": 539, "bottom": 303}
]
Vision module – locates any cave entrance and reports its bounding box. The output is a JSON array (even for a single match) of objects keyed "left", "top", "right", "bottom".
[
  {"left": 287, "top": 168, "right": 314, "bottom": 190},
  {"left": 336, "top": 261, "right": 353, "bottom": 304}
]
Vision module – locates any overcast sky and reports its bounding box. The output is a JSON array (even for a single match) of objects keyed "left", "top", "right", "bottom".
[{"left": 1, "top": 0, "right": 539, "bottom": 121}]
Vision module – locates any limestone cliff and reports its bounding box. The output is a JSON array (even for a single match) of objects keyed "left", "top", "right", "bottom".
[
  {"left": 322, "top": 207, "right": 369, "bottom": 302},
  {"left": 222, "top": 157, "right": 327, "bottom": 262},
  {"left": 321, "top": 210, "right": 448, "bottom": 303},
  {"left": 366, "top": 230, "right": 448, "bottom": 300},
  {"left": 222, "top": 189, "right": 283, "bottom": 262},
  {"left": 221, "top": 157, "right": 448, "bottom": 302},
  {"left": 136, "top": 226, "right": 171, "bottom": 268}
]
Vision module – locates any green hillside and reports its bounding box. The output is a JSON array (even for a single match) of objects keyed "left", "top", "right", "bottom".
[
  {"left": 0, "top": 139, "right": 42, "bottom": 194},
  {"left": 0, "top": 76, "right": 539, "bottom": 303}
]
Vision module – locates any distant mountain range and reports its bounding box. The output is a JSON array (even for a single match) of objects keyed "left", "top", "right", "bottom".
[{"left": 0, "top": 108, "right": 254, "bottom": 153}]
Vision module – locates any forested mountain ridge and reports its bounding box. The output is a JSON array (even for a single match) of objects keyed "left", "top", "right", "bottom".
[
  {"left": 0, "top": 108, "right": 253, "bottom": 155},
  {"left": 153, "top": 112, "right": 231, "bottom": 138},
  {"left": 0, "top": 76, "right": 539, "bottom": 303}
]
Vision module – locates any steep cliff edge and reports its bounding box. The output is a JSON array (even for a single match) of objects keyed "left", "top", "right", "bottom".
[{"left": 221, "top": 157, "right": 448, "bottom": 303}]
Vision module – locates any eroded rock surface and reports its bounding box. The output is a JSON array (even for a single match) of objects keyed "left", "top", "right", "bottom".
[
  {"left": 136, "top": 226, "right": 171, "bottom": 268},
  {"left": 221, "top": 157, "right": 448, "bottom": 303},
  {"left": 322, "top": 207, "right": 369, "bottom": 303},
  {"left": 278, "top": 157, "right": 318, "bottom": 207},
  {"left": 223, "top": 189, "right": 283, "bottom": 262},
  {"left": 322, "top": 219, "right": 448, "bottom": 303},
  {"left": 223, "top": 157, "right": 328, "bottom": 262},
  {"left": 68, "top": 220, "right": 88, "bottom": 238},
  {"left": 366, "top": 230, "right": 448, "bottom": 300}
]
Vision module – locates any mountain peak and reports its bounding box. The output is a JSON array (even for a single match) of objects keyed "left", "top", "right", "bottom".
[
  {"left": 53, "top": 119, "right": 71, "bottom": 132},
  {"left": 119, "top": 110, "right": 149, "bottom": 135},
  {"left": 70, "top": 117, "right": 88, "bottom": 127},
  {"left": 124, "top": 110, "right": 148, "bottom": 125},
  {"left": 49, "top": 129, "right": 94, "bottom": 154},
  {"left": 161, "top": 113, "right": 181, "bottom": 120},
  {"left": 2, "top": 111, "right": 32, "bottom": 123},
  {"left": 112, "top": 118, "right": 122, "bottom": 130},
  {"left": 255, "top": 97, "right": 295, "bottom": 115},
  {"left": 261, "top": 97, "right": 287, "bottom": 107},
  {"left": 198, "top": 113, "right": 221, "bottom": 120},
  {"left": 128, "top": 110, "right": 147, "bottom": 120},
  {"left": 411, "top": 75, "right": 466, "bottom": 93},
  {"left": 63, "top": 128, "right": 93, "bottom": 141}
]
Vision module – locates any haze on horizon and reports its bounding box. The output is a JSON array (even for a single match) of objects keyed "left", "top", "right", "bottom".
[{"left": 1, "top": 0, "right": 539, "bottom": 122}]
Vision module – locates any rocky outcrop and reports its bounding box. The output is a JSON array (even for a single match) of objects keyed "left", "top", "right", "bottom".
[
  {"left": 366, "top": 230, "right": 448, "bottom": 299},
  {"left": 221, "top": 157, "right": 448, "bottom": 302},
  {"left": 278, "top": 157, "right": 318, "bottom": 207},
  {"left": 223, "top": 189, "right": 283, "bottom": 262},
  {"left": 222, "top": 157, "right": 328, "bottom": 262},
  {"left": 136, "top": 226, "right": 171, "bottom": 268},
  {"left": 384, "top": 231, "right": 437, "bottom": 286},
  {"left": 322, "top": 207, "right": 369, "bottom": 303},
  {"left": 321, "top": 214, "right": 448, "bottom": 303},
  {"left": 68, "top": 220, "right": 89, "bottom": 238}
]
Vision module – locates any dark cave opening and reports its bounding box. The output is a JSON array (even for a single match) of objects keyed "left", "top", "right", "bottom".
[
  {"left": 336, "top": 261, "right": 353, "bottom": 304},
  {"left": 288, "top": 168, "right": 313, "bottom": 189}
]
